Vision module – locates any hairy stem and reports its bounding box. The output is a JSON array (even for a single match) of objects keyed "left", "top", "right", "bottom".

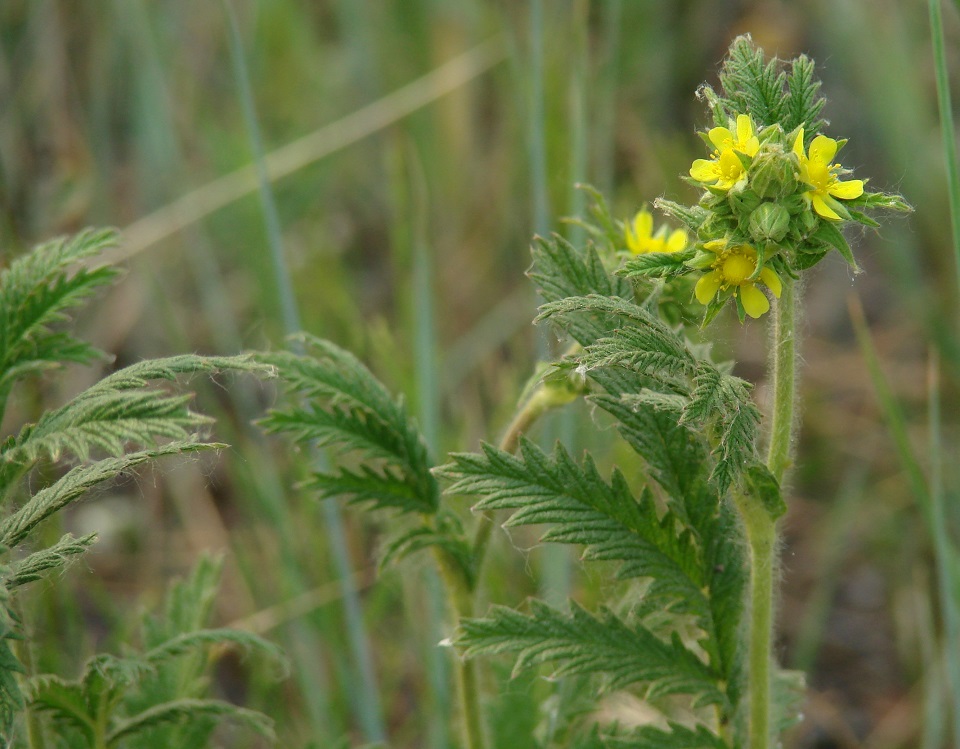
[
  {"left": 766, "top": 277, "right": 796, "bottom": 483},
  {"left": 433, "top": 550, "right": 486, "bottom": 749},
  {"left": 735, "top": 490, "right": 778, "bottom": 749},
  {"left": 741, "top": 277, "right": 796, "bottom": 749}
]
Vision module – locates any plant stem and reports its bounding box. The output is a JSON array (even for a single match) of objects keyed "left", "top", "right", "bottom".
[
  {"left": 766, "top": 277, "right": 796, "bottom": 483},
  {"left": 470, "top": 384, "right": 558, "bottom": 571},
  {"left": 734, "top": 489, "right": 778, "bottom": 749},
  {"left": 741, "top": 277, "right": 796, "bottom": 749},
  {"left": 433, "top": 550, "right": 486, "bottom": 749},
  {"left": 13, "top": 603, "right": 47, "bottom": 749}
]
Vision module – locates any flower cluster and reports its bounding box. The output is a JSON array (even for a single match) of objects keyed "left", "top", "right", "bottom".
[{"left": 616, "top": 38, "right": 910, "bottom": 324}]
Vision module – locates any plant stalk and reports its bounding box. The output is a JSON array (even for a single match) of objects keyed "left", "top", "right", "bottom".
[
  {"left": 742, "top": 277, "right": 796, "bottom": 749},
  {"left": 433, "top": 550, "right": 486, "bottom": 749},
  {"left": 735, "top": 489, "right": 778, "bottom": 749},
  {"left": 766, "top": 277, "right": 796, "bottom": 483},
  {"left": 470, "top": 385, "right": 558, "bottom": 571}
]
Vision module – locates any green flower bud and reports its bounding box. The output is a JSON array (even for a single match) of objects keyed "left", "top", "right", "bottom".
[
  {"left": 748, "top": 202, "right": 790, "bottom": 244},
  {"left": 728, "top": 187, "right": 761, "bottom": 217},
  {"left": 748, "top": 146, "right": 798, "bottom": 199},
  {"left": 796, "top": 206, "right": 819, "bottom": 235}
]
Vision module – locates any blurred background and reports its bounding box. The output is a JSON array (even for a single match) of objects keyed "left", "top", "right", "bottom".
[{"left": 0, "top": 1, "right": 956, "bottom": 747}]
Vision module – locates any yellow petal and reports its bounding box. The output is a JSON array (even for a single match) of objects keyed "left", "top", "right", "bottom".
[
  {"left": 666, "top": 229, "right": 687, "bottom": 253},
  {"left": 829, "top": 179, "right": 864, "bottom": 200},
  {"left": 809, "top": 135, "right": 837, "bottom": 165},
  {"left": 708, "top": 126, "right": 734, "bottom": 152},
  {"left": 792, "top": 128, "right": 806, "bottom": 159},
  {"left": 759, "top": 267, "right": 782, "bottom": 298},
  {"left": 739, "top": 284, "right": 770, "bottom": 318},
  {"left": 690, "top": 159, "right": 718, "bottom": 182},
  {"left": 695, "top": 271, "right": 723, "bottom": 305},
  {"left": 812, "top": 193, "right": 841, "bottom": 220},
  {"left": 735, "top": 114, "right": 754, "bottom": 144},
  {"left": 633, "top": 210, "right": 654, "bottom": 241},
  {"left": 743, "top": 136, "right": 760, "bottom": 157},
  {"left": 703, "top": 239, "right": 726, "bottom": 252}
]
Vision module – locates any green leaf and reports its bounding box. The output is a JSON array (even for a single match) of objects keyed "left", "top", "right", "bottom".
[
  {"left": 528, "top": 235, "right": 633, "bottom": 346},
  {"left": 439, "top": 439, "right": 709, "bottom": 618},
  {"left": 811, "top": 220, "right": 858, "bottom": 271},
  {"left": 618, "top": 249, "right": 696, "bottom": 280},
  {"left": 379, "top": 513, "right": 474, "bottom": 585},
  {"left": 536, "top": 295, "right": 696, "bottom": 389},
  {"left": 0, "top": 228, "right": 121, "bottom": 396},
  {"left": 309, "top": 464, "right": 435, "bottom": 515},
  {"left": 783, "top": 54, "right": 826, "bottom": 137},
  {"left": 605, "top": 722, "right": 729, "bottom": 748},
  {"left": 0, "top": 441, "right": 221, "bottom": 548},
  {"left": 107, "top": 698, "right": 276, "bottom": 745},
  {"left": 654, "top": 200, "right": 708, "bottom": 233},
  {"left": 681, "top": 363, "right": 761, "bottom": 496},
  {"left": 28, "top": 674, "right": 96, "bottom": 741},
  {"left": 589, "top": 393, "right": 704, "bottom": 507},
  {"left": 7, "top": 533, "right": 97, "bottom": 587},
  {"left": 742, "top": 462, "right": 786, "bottom": 520},
  {"left": 716, "top": 35, "right": 787, "bottom": 127},
  {"left": 458, "top": 600, "right": 724, "bottom": 706},
  {"left": 260, "top": 336, "right": 438, "bottom": 515}
]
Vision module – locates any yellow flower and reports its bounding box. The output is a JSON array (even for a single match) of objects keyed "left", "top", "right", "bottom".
[
  {"left": 689, "top": 114, "right": 760, "bottom": 190},
  {"left": 793, "top": 128, "right": 864, "bottom": 220},
  {"left": 694, "top": 240, "right": 782, "bottom": 319},
  {"left": 625, "top": 208, "right": 688, "bottom": 254}
]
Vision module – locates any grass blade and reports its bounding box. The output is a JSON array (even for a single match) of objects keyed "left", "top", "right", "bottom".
[
  {"left": 221, "top": 2, "right": 386, "bottom": 741},
  {"left": 849, "top": 295, "right": 960, "bottom": 744}
]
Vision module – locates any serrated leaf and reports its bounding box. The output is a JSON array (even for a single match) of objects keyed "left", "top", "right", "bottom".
[
  {"left": 0, "top": 441, "right": 220, "bottom": 548},
  {"left": 260, "top": 336, "right": 438, "bottom": 516},
  {"left": 528, "top": 235, "right": 634, "bottom": 346},
  {"left": 590, "top": 393, "right": 704, "bottom": 507},
  {"left": 7, "top": 533, "right": 97, "bottom": 587},
  {"left": 439, "top": 439, "right": 709, "bottom": 617},
  {"left": 458, "top": 600, "right": 724, "bottom": 706},
  {"left": 28, "top": 674, "right": 95, "bottom": 740},
  {"left": 107, "top": 698, "right": 276, "bottom": 744},
  {"left": 380, "top": 513, "right": 474, "bottom": 586},
  {"left": 618, "top": 249, "right": 696, "bottom": 280},
  {"left": 0, "top": 229, "right": 121, "bottom": 398},
  {"left": 605, "top": 721, "right": 729, "bottom": 748},
  {"left": 783, "top": 54, "right": 826, "bottom": 137},
  {"left": 717, "top": 35, "right": 787, "bottom": 126},
  {"left": 681, "top": 363, "right": 761, "bottom": 496}
]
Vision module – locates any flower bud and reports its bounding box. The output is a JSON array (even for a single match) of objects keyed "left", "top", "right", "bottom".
[
  {"left": 748, "top": 146, "right": 798, "bottom": 199},
  {"left": 748, "top": 202, "right": 790, "bottom": 244},
  {"left": 728, "top": 187, "right": 761, "bottom": 217}
]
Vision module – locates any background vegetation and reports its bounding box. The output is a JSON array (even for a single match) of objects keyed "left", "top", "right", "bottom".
[{"left": 0, "top": 1, "right": 956, "bottom": 747}]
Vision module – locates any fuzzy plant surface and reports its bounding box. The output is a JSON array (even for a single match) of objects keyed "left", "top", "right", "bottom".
[
  {"left": 261, "top": 36, "right": 908, "bottom": 749},
  {"left": 0, "top": 228, "right": 280, "bottom": 746}
]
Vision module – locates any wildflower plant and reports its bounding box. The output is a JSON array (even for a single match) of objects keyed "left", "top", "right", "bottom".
[{"left": 262, "top": 36, "right": 909, "bottom": 749}]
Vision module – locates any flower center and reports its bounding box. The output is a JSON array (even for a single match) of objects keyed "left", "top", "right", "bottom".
[
  {"left": 718, "top": 150, "right": 744, "bottom": 181},
  {"left": 721, "top": 251, "right": 756, "bottom": 285},
  {"left": 806, "top": 161, "right": 833, "bottom": 191}
]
